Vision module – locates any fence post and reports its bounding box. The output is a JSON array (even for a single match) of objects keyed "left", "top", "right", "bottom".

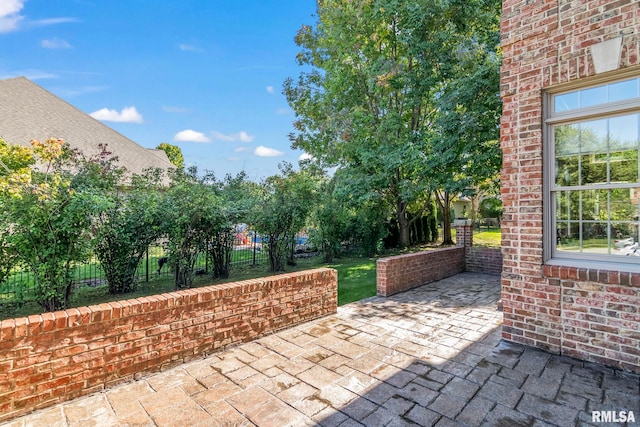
[
  {"left": 145, "top": 248, "right": 149, "bottom": 283},
  {"left": 454, "top": 219, "right": 473, "bottom": 248},
  {"left": 253, "top": 233, "right": 257, "bottom": 266}
]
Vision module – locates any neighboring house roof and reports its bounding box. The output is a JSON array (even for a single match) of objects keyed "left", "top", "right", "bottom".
[
  {"left": 147, "top": 148, "right": 173, "bottom": 165},
  {"left": 0, "top": 77, "right": 175, "bottom": 177}
]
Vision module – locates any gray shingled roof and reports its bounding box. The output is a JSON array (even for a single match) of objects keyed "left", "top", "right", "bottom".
[{"left": 0, "top": 77, "right": 175, "bottom": 177}]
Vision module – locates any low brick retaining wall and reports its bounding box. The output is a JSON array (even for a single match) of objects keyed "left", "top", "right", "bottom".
[
  {"left": 466, "top": 247, "right": 503, "bottom": 276},
  {"left": 0, "top": 268, "right": 337, "bottom": 422},
  {"left": 377, "top": 223, "right": 503, "bottom": 297},
  {"left": 377, "top": 247, "right": 466, "bottom": 296}
]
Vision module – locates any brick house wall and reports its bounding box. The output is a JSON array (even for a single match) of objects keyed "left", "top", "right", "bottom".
[
  {"left": 0, "top": 268, "right": 337, "bottom": 422},
  {"left": 500, "top": 0, "right": 640, "bottom": 372}
]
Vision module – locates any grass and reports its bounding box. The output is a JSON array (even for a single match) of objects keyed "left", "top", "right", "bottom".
[
  {"left": 329, "top": 258, "right": 377, "bottom": 305},
  {"left": 473, "top": 228, "right": 501, "bottom": 247}
]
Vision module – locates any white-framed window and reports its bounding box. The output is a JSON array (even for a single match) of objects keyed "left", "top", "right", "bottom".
[{"left": 545, "top": 73, "right": 640, "bottom": 267}]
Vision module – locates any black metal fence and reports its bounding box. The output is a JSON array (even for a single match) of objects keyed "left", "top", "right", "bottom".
[{"left": 0, "top": 231, "right": 313, "bottom": 305}]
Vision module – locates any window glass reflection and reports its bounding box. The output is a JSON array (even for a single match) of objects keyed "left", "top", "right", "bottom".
[
  {"left": 552, "top": 83, "right": 640, "bottom": 261},
  {"left": 580, "top": 119, "right": 607, "bottom": 154},
  {"left": 609, "top": 149, "right": 638, "bottom": 183},
  {"left": 552, "top": 78, "right": 640, "bottom": 113},
  {"left": 555, "top": 92, "right": 579, "bottom": 112},
  {"left": 610, "top": 188, "right": 638, "bottom": 222},
  {"left": 582, "top": 222, "right": 609, "bottom": 253},
  {"left": 609, "top": 114, "right": 638, "bottom": 149},
  {"left": 580, "top": 86, "right": 607, "bottom": 108},
  {"left": 555, "top": 124, "right": 581, "bottom": 156},
  {"left": 556, "top": 156, "right": 579, "bottom": 186},
  {"left": 609, "top": 79, "right": 639, "bottom": 103}
]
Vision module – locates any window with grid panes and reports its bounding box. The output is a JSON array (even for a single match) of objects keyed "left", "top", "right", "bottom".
[{"left": 546, "top": 75, "right": 640, "bottom": 266}]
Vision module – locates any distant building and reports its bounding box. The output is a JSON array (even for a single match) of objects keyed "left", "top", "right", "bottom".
[
  {"left": 501, "top": 1, "right": 640, "bottom": 372},
  {"left": 0, "top": 77, "right": 174, "bottom": 178}
]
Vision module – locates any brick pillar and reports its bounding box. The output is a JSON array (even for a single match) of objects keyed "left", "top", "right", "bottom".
[{"left": 454, "top": 220, "right": 473, "bottom": 248}]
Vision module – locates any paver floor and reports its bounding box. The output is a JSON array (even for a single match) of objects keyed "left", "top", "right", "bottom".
[{"left": 2, "top": 272, "right": 638, "bottom": 426}]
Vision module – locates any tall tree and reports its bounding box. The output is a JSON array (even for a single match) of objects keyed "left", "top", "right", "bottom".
[
  {"left": 285, "top": 0, "right": 501, "bottom": 247},
  {"left": 251, "top": 163, "right": 318, "bottom": 272},
  {"left": 419, "top": 0, "right": 502, "bottom": 243}
]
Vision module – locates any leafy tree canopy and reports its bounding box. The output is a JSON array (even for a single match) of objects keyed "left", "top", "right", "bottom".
[{"left": 285, "top": 0, "right": 502, "bottom": 247}]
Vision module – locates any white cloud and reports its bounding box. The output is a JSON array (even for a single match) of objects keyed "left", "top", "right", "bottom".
[
  {"left": 234, "top": 146, "right": 250, "bottom": 153},
  {"left": 0, "top": 0, "right": 25, "bottom": 33},
  {"left": 0, "top": 69, "right": 58, "bottom": 80},
  {"left": 55, "top": 85, "right": 107, "bottom": 97},
  {"left": 29, "top": 17, "right": 78, "bottom": 27},
  {"left": 173, "top": 129, "right": 211, "bottom": 143},
  {"left": 90, "top": 106, "right": 143, "bottom": 123},
  {"left": 179, "top": 43, "right": 202, "bottom": 52},
  {"left": 237, "top": 131, "right": 254, "bottom": 142},
  {"left": 299, "top": 153, "right": 315, "bottom": 162},
  {"left": 41, "top": 37, "right": 72, "bottom": 49},
  {"left": 212, "top": 130, "right": 255, "bottom": 143},
  {"left": 255, "top": 146, "right": 284, "bottom": 157},
  {"left": 266, "top": 86, "right": 274, "bottom": 94}
]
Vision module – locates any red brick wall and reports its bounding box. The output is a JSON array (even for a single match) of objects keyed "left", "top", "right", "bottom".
[
  {"left": 501, "top": 0, "right": 640, "bottom": 371},
  {"left": 466, "top": 247, "right": 503, "bottom": 276},
  {"left": 377, "top": 247, "right": 466, "bottom": 296},
  {"left": 543, "top": 265, "right": 640, "bottom": 372},
  {"left": 0, "top": 268, "right": 337, "bottom": 422}
]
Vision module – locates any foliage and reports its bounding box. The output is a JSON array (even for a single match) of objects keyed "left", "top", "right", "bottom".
[
  {"left": 93, "top": 169, "right": 165, "bottom": 294},
  {"left": 285, "top": 0, "right": 502, "bottom": 248},
  {"left": 162, "top": 168, "right": 228, "bottom": 288},
  {"left": 0, "top": 138, "right": 35, "bottom": 285},
  {"left": 156, "top": 142, "right": 185, "bottom": 169},
  {"left": 1, "top": 139, "right": 104, "bottom": 311},
  {"left": 479, "top": 197, "right": 502, "bottom": 220},
  {"left": 285, "top": 1, "right": 432, "bottom": 248},
  {"left": 308, "top": 177, "right": 351, "bottom": 262},
  {"left": 251, "top": 163, "right": 319, "bottom": 272},
  {"left": 208, "top": 172, "right": 260, "bottom": 278},
  {"left": 0, "top": 137, "right": 34, "bottom": 179},
  {"left": 419, "top": 0, "right": 502, "bottom": 243}
]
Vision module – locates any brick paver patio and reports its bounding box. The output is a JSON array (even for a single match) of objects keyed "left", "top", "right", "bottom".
[{"left": 2, "top": 272, "right": 638, "bottom": 426}]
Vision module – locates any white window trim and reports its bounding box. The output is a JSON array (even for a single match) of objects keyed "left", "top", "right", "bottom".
[{"left": 543, "top": 72, "right": 640, "bottom": 270}]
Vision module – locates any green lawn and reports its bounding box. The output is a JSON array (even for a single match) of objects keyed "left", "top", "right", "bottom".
[
  {"left": 473, "top": 228, "right": 501, "bottom": 247},
  {"left": 329, "top": 258, "right": 377, "bottom": 305}
]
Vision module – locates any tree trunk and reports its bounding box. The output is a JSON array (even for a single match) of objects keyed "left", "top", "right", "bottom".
[
  {"left": 435, "top": 191, "right": 454, "bottom": 245},
  {"left": 397, "top": 199, "right": 410, "bottom": 248}
]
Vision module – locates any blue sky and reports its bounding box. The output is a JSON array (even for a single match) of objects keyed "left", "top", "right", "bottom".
[{"left": 0, "top": 0, "right": 317, "bottom": 180}]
